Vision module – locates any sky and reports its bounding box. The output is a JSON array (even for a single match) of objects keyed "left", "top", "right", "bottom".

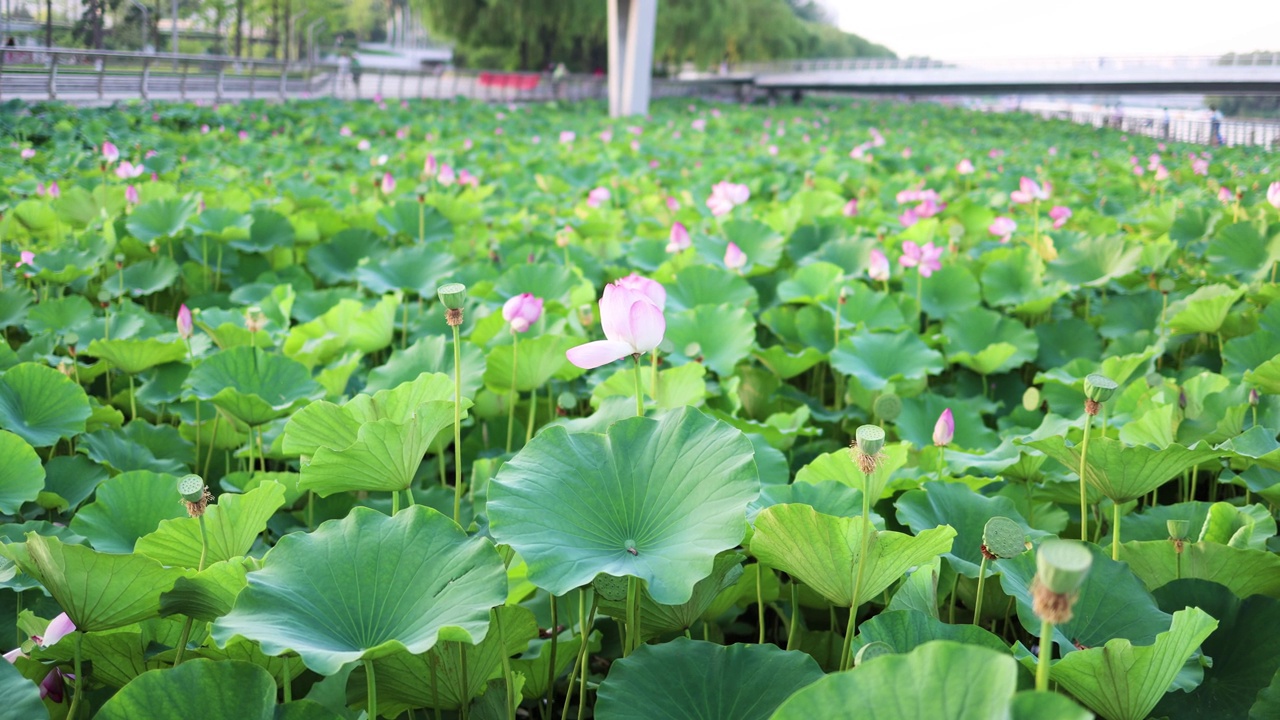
[{"left": 827, "top": 0, "right": 1280, "bottom": 60}]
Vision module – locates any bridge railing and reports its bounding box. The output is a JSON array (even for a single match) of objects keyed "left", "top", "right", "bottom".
[{"left": 737, "top": 53, "right": 1280, "bottom": 74}]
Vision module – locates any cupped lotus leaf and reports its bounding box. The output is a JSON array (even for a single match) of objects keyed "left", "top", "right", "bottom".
[
  {"left": 82, "top": 336, "right": 189, "bottom": 375},
  {"left": 488, "top": 407, "right": 760, "bottom": 605},
  {"left": 68, "top": 470, "right": 185, "bottom": 553},
  {"left": 1044, "top": 608, "right": 1218, "bottom": 720},
  {"left": 980, "top": 245, "right": 1069, "bottom": 314},
  {"left": 212, "top": 506, "right": 507, "bottom": 675},
  {"left": 126, "top": 197, "right": 198, "bottom": 242},
  {"left": 356, "top": 244, "right": 457, "bottom": 296},
  {"left": 1026, "top": 435, "right": 1220, "bottom": 503},
  {"left": 598, "top": 551, "right": 745, "bottom": 635},
  {"left": 794, "top": 442, "right": 910, "bottom": 499},
  {"left": 753, "top": 345, "right": 826, "bottom": 379},
  {"left": 3, "top": 532, "right": 188, "bottom": 631},
  {"left": 1047, "top": 234, "right": 1144, "bottom": 287},
  {"left": 776, "top": 261, "right": 844, "bottom": 304},
  {"left": 188, "top": 207, "right": 253, "bottom": 241},
  {"left": 830, "top": 331, "right": 945, "bottom": 391},
  {"left": 1118, "top": 540, "right": 1280, "bottom": 599},
  {"left": 159, "top": 558, "right": 255, "bottom": 621},
  {"left": 0, "top": 659, "right": 48, "bottom": 720},
  {"left": 376, "top": 201, "right": 453, "bottom": 242},
  {"left": 835, "top": 283, "right": 911, "bottom": 331},
  {"left": 95, "top": 659, "right": 340, "bottom": 720},
  {"left": 597, "top": 639, "right": 825, "bottom": 720},
  {"left": 0, "top": 362, "right": 92, "bottom": 447},
  {"left": 721, "top": 219, "right": 786, "bottom": 269},
  {"left": 306, "top": 228, "right": 380, "bottom": 284},
  {"left": 78, "top": 426, "right": 188, "bottom": 475},
  {"left": 282, "top": 295, "right": 398, "bottom": 368},
  {"left": 1244, "top": 355, "right": 1280, "bottom": 394},
  {"left": 1198, "top": 501, "right": 1275, "bottom": 550},
  {"left": 664, "top": 303, "right": 757, "bottom": 377},
  {"left": 854, "top": 609, "right": 1010, "bottom": 656},
  {"left": 665, "top": 264, "right": 758, "bottom": 312},
  {"left": 0, "top": 430, "right": 44, "bottom": 514},
  {"left": 107, "top": 257, "right": 181, "bottom": 299},
  {"left": 483, "top": 334, "right": 584, "bottom": 393},
  {"left": 0, "top": 286, "right": 33, "bottom": 330},
  {"left": 228, "top": 208, "right": 296, "bottom": 253},
  {"left": 942, "top": 306, "right": 1038, "bottom": 376},
  {"left": 590, "top": 361, "right": 708, "bottom": 410},
  {"left": 1152, "top": 579, "right": 1280, "bottom": 719},
  {"left": 1206, "top": 222, "right": 1280, "bottom": 282},
  {"left": 750, "top": 504, "right": 956, "bottom": 608},
  {"left": 365, "top": 334, "right": 485, "bottom": 398},
  {"left": 186, "top": 346, "right": 322, "bottom": 426},
  {"left": 895, "top": 483, "right": 1041, "bottom": 578},
  {"left": 136, "top": 482, "right": 287, "bottom": 568},
  {"left": 1166, "top": 283, "right": 1246, "bottom": 336},
  {"left": 1217, "top": 426, "right": 1280, "bottom": 471},
  {"left": 997, "top": 542, "right": 1170, "bottom": 655},
  {"left": 919, "top": 264, "right": 982, "bottom": 318},
  {"left": 771, "top": 641, "right": 1089, "bottom": 720}
]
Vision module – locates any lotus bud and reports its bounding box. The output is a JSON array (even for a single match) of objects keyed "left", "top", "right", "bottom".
[
  {"left": 1249, "top": 388, "right": 1259, "bottom": 407},
  {"left": 854, "top": 641, "right": 893, "bottom": 667},
  {"left": 1083, "top": 373, "right": 1117, "bottom": 415},
  {"left": 437, "top": 282, "right": 467, "bottom": 326},
  {"left": 176, "top": 304, "right": 193, "bottom": 339},
  {"left": 982, "top": 517, "right": 1030, "bottom": 560},
  {"left": 932, "top": 408, "right": 954, "bottom": 447},
  {"left": 873, "top": 393, "right": 902, "bottom": 422},
  {"left": 1022, "top": 387, "right": 1041, "bottom": 412},
  {"left": 1178, "top": 388, "right": 1187, "bottom": 410}
]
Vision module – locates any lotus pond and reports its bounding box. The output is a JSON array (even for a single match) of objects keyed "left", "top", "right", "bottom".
[{"left": 1, "top": 96, "right": 1279, "bottom": 720}]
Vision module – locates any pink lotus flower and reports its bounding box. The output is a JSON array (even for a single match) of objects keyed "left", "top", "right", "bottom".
[
  {"left": 850, "top": 144, "right": 869, "bottom": 160},
  {"left": 1010, "top": 177, "right": 1050, "bottom": 204},
  {"left": 842, "top": 199, "right": 858, "bottom": 217},
  {"left": 125, "top": 185, "right": 139, "bottom": 204},
  {"left": 396, "top": 128, "right": 408, "bottom": 140},
  {"left": 691, "top": 118, "right": 707, "bottom": 131},
  {"left": 868, "top": 248, "right": 890, "bottom": 282},
  {"left": 1132, "top": 165, "right": 1145, "bottom": 177},
  {"left": 666, "top": 196, "right": 680, "bottom": 212},
  {"left": 237, "top": 131, "right": 249, "bottom": 142},
  {"left": 560, "top": 131, "right": 576, "bottom": 144},
  {"left": 2, "top": 648, "right": 21, "bottom": 663},
  {"left": 1219, "top": 187, "right": 1234, "bottom": 203},
  {"left": 463, "top": 139, "right": 473, "bottom": 150},
  {"left": 458, "top": 169, "right": 479, "bottom": 187},
  {"left": 630, "top": 140, "right": 641, "bottom": 152},
  {"left": 34, "top": 613, "right": 76, "bottom": 648},
  {"left": 438, "top": 164, "right": 456, "bottom": 186},
  {"left": 724, "top": 242, "right": 747, "bottom": 271},
  {"left": 116, "top": 161, "right": 143, "bottom": 179},
  {"left": 381, "top": 173, "right": 396, "bottom": 195},
  {"left": 914, "top": 198, "right": 945, "bottom": 219},
  {"left": 40, "top": 668, "right": 68, "bottom": 703},
  {"left": 566, "top": 282, "right": 666, "bottom": 369},
  {"left": 899, "top": 241, "right": 943, "bottom": 278},
  {"left": 177, "top": 304, "right": 193, "bottom": 339},
  {"left": 957, "top": 159, "right": 975, "bottom": 175},
  {"left": 200, "top": 124, "right": 210, "bottom": 134},
  {"left": 600, "top": 130, "right": 613, "bottom": 143},
  {"left": 1267, "top": 181, "right": 1280, "bottom": 209},
  {"left": 667, "top": 222, "right": 691, "bottom": 253},
  {"left": 15, "top": 250, "right": 35, "bottom": 268},
  {"left": 47, "top": 181, "right": 60, "bottom": 199},
  {"left": 1192, "top": 158, "right": 1209, "bottom": 176},
  {"left": 339, "top": 126, "right": 352, "bottom": 137},
  {"left": 1147, "top": 153, "right": 1162, "bottom": 171},
  {"left": 1048, "top": 206, "right": 1072, "bottom": 229},
  {"left": 899, "top": 209, "right": 919, "bottom": 228},
  {"left": 706, "top": 181, "right": 750, "bottom": 217},
  {"left": 503, "top": 293, "right": 544, "bottom": 333},
  {"left": 20, "top": 148, "right": 34, "bottom": 160},
  {"left": 901, "top": 147, "right": 913, "bottom": 159},
  {"left": 933, "top": 408, "right": 954, "bottom": 446},
  {"left": 615, "top": 273, "right": 667, "bottom": 310},
  {"left": 1154, "top": 165, "right": 1170, "bottom": 181},
  {"left": 768, "top": 145, "right": 779, "bottom": 156},
  {"left": 102, "top": 141, "right": 119, "bottom": 163},
  {"left": 357, "top": 139, "right": 371, "bottom": 151},
  {"left": 989, "top": 216, "right": 1017, "bottom": 242},
  {"left": 424, "top": 154, "right": 438, "bottom": 178},
  {"left": 586, "top": 187, "right": 611, "bottom": 208}
]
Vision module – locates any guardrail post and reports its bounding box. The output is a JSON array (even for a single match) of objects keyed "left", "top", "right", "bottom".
[
  {"left": 0, "top": 48, "right": 5, "bottom": 101},
  {"left": 140, "top": 58, "right": 150, "bottom": 100},
  {"left": 417, "top": 70, "right": 425, "bottom": 99},
  {"left": 398, "top": 70, "right": 406, "bottom": 98},
  {"left": 377, "top": 69, "right": 385, "bottom": 96},
  {"left": 47, "top": 54, "right": 57, "bottom": 101},
  {"left": 97, "top": 56, "right": 107, "bottom": 100},
  {"left": 180, "top": 60, "right": 189, "bottom": 100},
  {"left": 216, "top": 63, "right": 225, "bottom": 102},
  {"left": 279, "top": 63, "right": 288, "bottom": 100},
  {"left": 249, "top": 62, "right": 256, "bottom": 98}
]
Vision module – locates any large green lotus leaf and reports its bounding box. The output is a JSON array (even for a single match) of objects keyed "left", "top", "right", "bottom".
[
  {"left": 69, "top": 470, "right": 185, "bottom": 553},
  {"left": 212, "top": 506, "right": 507, "bottom": 675},
  {"left": 598, "top": 551, "right": 744, "bottom": 635},
  {"left": 836, "top": 282, "right": 911, "bottom": 331},
  {"left": 1244, "top": 355, "right": 1280, "bottom": 394},
  {"left": 356, "top": 244, "right": 456, "bottom": 296},
  {"left": 135, "top": 482, "right": 287, "bottom": 568},
  {"left": 0, "top": 286, "right": 33, "bottom": 330},
  {"left": 1197, "top": 501, "right": 1275, "bottom": 550},
  {"left": 228, "top": 209, "right": 296, "bottom": 253},
  {"left": 299, "top": 410, "right": 458, "bottom": 495},
  {"left": 0, "top": 430, "right": 44, "bottom": 514},
  {"left": 283, "top": 295, "right": 398, "bottom": 368},
  {"left": 95, "top": 659, "right": 340, "bottom": 720},
  {"left": 1026, "top": 435, "right": 1220, "bottom": 503},
  {"left": 186, "top": 346, "right": 321, "bottom": 426},
  {"left": 942, "top": 306, "right": 1038, "bottom": 376},
  {"left": 106, "top": 257, "right": 181, "bottom": 299},
  {"left": 354, "top": 604, "right": 537, "bottom": 714},
  {"left": 376, "top": 201, "right": 453, "bottom": 243},
  {"left": 664, "top": 304, "right": 757, "bottom": 377},
  {"left": 776, "top": 262, "right": 844, "bottom": 304},
  {"left": 753, "top": 345, "right": 826, "bottom": 380},
  {"left": 1167, "top": 283, "right": 1246, "bottom": 336},
  {"left": 919, "top": 264, "right": 982, "bottom": 318},
  {"left": 854, "top": 609, "right": 1010, "bottom": 656},
  {"left": 665, "top": 264, "right": 758, "bottom": 312},
  {"left": 0, "top": 362, "right": 92, "bottom": 447},
  {"left": 126, "top": 197, "right": 199, "bottom": 242},
  {"left": 82, "top": 336, "right": 188, "bottom": 375},
  {"left": 722, "top": 219, "right": 786, "bottom": 269},
  {"left": 1046, "top": 234, "right": 1144, "bottom": 287},
  {"left": 4, "top": 533, "right": 188, "bottom": 631},
  {"left": 286, "top": 372, "right": 458, "bottom": 454},
  {"left": 793, "top": 443, "right": 910, "bottom": 499},
  {"left": 488, "top": 407, "right": 760, "bottom": 605},
  {"left": 895, "top": 483, "right": 1040, "bottom": 578},
  {"left": 306, "top": 228, "right": 381, "bottom": 284},
  {"left": 77, "top": 426, "right": 188, "bottom": 475},
  {"left": 772, "top": 641, "right": 1089, "bottom": 720},
  {"left": 188, "top": 207, "right": 253, "bottom": 241},
  {"left": 0, "top": 659, "right": 48, "bottom": 720},
  {"left": 597, "top": 639, "right": 824, "bottom": 720},
  {"left": 1206, "top": 222, "right": 1280, "bottom": 282},
  {"left": 364, "top": 334, "right": 485, "bottom": 398},
  {"left": 159, "top": 558, "right": 255, "bottom": 622},
  {"left": 896, "top": 393, "right": 999, "bottom": 451},
  {"left": 1118, "top": 540, "right": 1280, "bottom": 599},
  {"left": 494, "top": 263, "right": 591, "bottom": 306},
  {"left": 1217, "top": 426, "right": 1280, "bottom": 471},
  {"left": 1152, "top": 579, "right": 1280, "bottom": 720},
  {"left": 980, "top": 245, "right": 1069, "bottom": 314},
  {"left": 997, "top": 542, "right": 1170, "bottom": 655},
  {"left": 483, "top": 335, "right": 584, "bottom": 393},
  {"left": 750, "top": 504, "right": 955, "bottom": 607},
  {"left": 1045, "top": 608, "right": 1217, "bottom": 720},
  {"left": 830, "top": 331, "right": 945, "bottom": 391},
  {"left": 749, "top": 481, "right": 868, "bottom": 524}
]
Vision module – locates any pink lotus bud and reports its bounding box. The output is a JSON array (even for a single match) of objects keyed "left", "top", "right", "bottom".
[
  {"left": 502, "top": 293, "right": 544, "bottom": 333},
  {"left": 724, "top": 242, "right": 747, "bottom": 271},
  {"left": 666, "top": 221, "right": 691, "bottom": 253},
  {"left": 1268, "top": 181, "right": 1280, "bottom": 209},
  {"left": 125, "top": 185, "right": 139, "bottom": 205},
  {"left": 381, "top": 173, "right": 396, "bottom": 195},
  {"left": 933, "top": 408, "right": 954, "bottom": 446},
  {"left": 559, "top": 131, "right": 576, "bottom": 144},
  {"left": 586, "top": 187, "right": 611, "bottom": 208},
  {"left": 1048, "top": 205, "right": 1072, "bottom": 229},
  {"left": 102, "top": 141, "right": 119, "bottom": 162},
  {"left": 47, "top": 181, "right": 60, "bottom": 199},
  {"left": 15, "top": 250, "right": 35, "bottom": 268},
  {"left": 843, "top": 199, "right": 858, "bottom": 217},
  {"left": 20, "top": 148, "right": 35, "bottom": 160},
  {"left": 868, "top": 248, "right": 890, "bottom": 282},
  {"left": 956, "top": 159, "right": 975, "bottom": 175},
  {"left": 177, "top": 304, "right": 193, "bottom": 339}
]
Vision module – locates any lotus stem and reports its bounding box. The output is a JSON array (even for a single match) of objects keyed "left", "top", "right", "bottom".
[
  {"left": 526, "top": 380, "right": 538, "bottom": 444},
  {"left": 365, "top": 659, "right": 378, "bottom": 720},
  {"left": 391, "top": 489, "right": 399, "bottom": 516},
  {"left": 452, "top": 322, "right": 463, "bottom": 525},
  {"left": 842, "top": 491, "right": 873, "bottom": 671},
  {"left": 128, "top": 372, "right": 136, "bottom": 421},
  {"left": 430, "top": 654, "right": 441, "bottom": 720},
  {"left": 832, "top": 310, "right": 843, "bottom": 412},
  {"left": 650, "top": 350, "right": 659, "bottom": 402},
  {"left": 506, "top": 333, "right": 518, "bottom": 453},
  {"left": 198, "top": 513, "right": 209, "bottom": 571},
  {"left": 1078, "top": 414, "right": 1092, "bottom": 542},
  {"left": 402, "top": 297, "right": 410, "bottom": 350},
  {"left": 458, "top": 643, "right": 470, "bottom": 720},
  {"left": 787, "top": 580, "right": 800, "bottom": 651},
  {"left": 1111, "top": 503, "right": 1121, "bottom": 560},
  {"left": 973, "top": 555, "right": 990, "bottom": 625},
  {"left": 67, "top": 631, "right": 84, "bottom": 720},
  {"left": 494, "top": 610, "right": 516, "bottom": 720},
  {"left": 625, "top": 576, "right": 640, "bottom": 657},
  {"left": 202, "top": 413, "right": 221, "bottom": 480},
  {"left": 565, "top": 592, "right": 598, "bottom": 720},
  {"left": 546, "top": 594, "right": 558, "bottom": 715},
  {"left": 405, "top": 487, "right": 415, "bottom": 508},
  {"left": 1035, "top": 618, "right": 1054, "bottom": 691},
  {"left": 756, "top": 563, "right": 766, "bottom": 644}
]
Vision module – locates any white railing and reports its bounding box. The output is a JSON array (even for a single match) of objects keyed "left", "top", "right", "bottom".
[{"left": 737, "top": 53, "right": 1280, "bottom": 75}]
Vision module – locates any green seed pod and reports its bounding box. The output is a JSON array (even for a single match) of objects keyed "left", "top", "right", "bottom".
[
  {"left": 178, "top": 474, "right": 206, "bottom": 503},
  {"left": 557, "top": 391, "right": 577, "bottom": 410},
  {"left": 1021, "top": 387, "right": 1041, "bottom": 412},
  {"left": 1167, "top": 519, "right": 1190, "bottom": 540},
  {"left": 591, "top": 573, "right": 630, "bottom": 602},
  {"left": 1035, "top": 539, "right": 1093, "bottom": 595},
  {"left": 854, "top": 641, "right": 894, "bottom": 667},
  {"left": 1157, "top": 278, "right": 1175, "bottom": 294},
  {"left": 983, "top": 517, "right": 1029, "bottom": 559},
  {"left": 855, "top": 424, "right": 885, "bottom": 456},
  {"left": 1083, "top": 373, "right": 1118, "bottom": 403},
  {"left": 873, "top": 393, "right": 903, "bottom": 422},
  {"left": 436, "top": 282, "right": 468, "bottom": 309}
]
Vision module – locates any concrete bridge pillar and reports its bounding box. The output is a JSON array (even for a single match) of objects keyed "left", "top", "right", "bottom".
[{"left": 607, "top": 0, "right": 658, "bottom": 117}]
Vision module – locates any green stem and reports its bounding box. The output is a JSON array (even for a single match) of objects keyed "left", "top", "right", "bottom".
[
  {"left": 937, "top": 449, "right": 945, "bottom": 483},
  {"left": 402, "top": 297, "right": 410, "bottom": 349},
  {"left": 452, "top": 323, "right": 464, "bottom": 525},
  {"left": 786, "top": 581, "right": 800, "bottom": 651},
  {"left": 430, "top": 654, "right": 441, "bottom": 720},
  {"left": 650, "top": 350, "right": 659, "bottom": 401},
  {"left": 392, "top": 489, "right": 399, "bottom": 516},
  {"left": 545, "top": 594, "right": 558, "bottom": 716},
  {"left": 1035, "top": 619, "right": 1054, "bottom": 691},
  {"left": 506, "top": 334, "right": 519, "bottom": 453},
  {"left": 973, "top": 555, "right": 989, "bottom": 625},
  {"left": 568, "top": 593, "right": 598, "bottom": 720},
  {"left": 202, "top": 413, "right": 221, "bottom": 480},
  {"left": 458, "top": 643, "right": 470, "bottom": 720},
  {"left": 405, "top": 486, "right": 415, "bottom": 508},
  {"left": 67, "top": 632, "right": 84, "bottom": 720},
  {"left": 756, "top": 563, "right": 766, "bottom": 644},
  {"left": 526, "top": 379, "right": 538, "bottom": 445},
  {"left": 365, "top": 659, "right": 378, "bottom": 720},
  {"left": 198, "top": 514, "right": 209, "bottom": 571},
  {"left": 128, "top": 372, "right": 136, "bottom": 421},
  {"left": 1112, "top": 502, "right": 1121, "bottom": 561},
  {"left": 174, "top": 616, "right": 195, "bottom": 666},
  {"left": 1079, "top": 413, "right": 1093, "bottom": 542},
  {"left": 632, "top": 354, "right": 644, "bottom": 417},
  {"left": 625, "top": 576, "right": 640, "bottom": 656},
  {"left": 495, "top": 610, "right": 516, "bottom": 720},
  {"left": 842, "top": 490, "right": 873, "bottom": 671}
]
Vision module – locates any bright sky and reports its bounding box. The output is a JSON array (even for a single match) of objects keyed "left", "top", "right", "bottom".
[{"left": 829, "top": 0, "right": 1280, "bottom": 60}]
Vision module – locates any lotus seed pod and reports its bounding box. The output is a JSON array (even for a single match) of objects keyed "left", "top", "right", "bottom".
[
  {"left": 1083, "top": 373, "right": 1118, "bottom": 403},
  {"left": 1021, "top": 387, "right": 1041, "bottom": 412},
  {"left": 1145, "top": 372, "right": 1163, "bottom": 388},
  {"left": 591, "top": 573, "right": 630, "bottom": 602},
  {"left": 855, "top": 424, "right": 885, "bottom": 456},
  {"left": 557, "top": 391, "right": 577, "bottom": 410},
  {"left": 1157, "top": 278, "right": 1175, "bottom": 294},
  {"left": 983, "top": 517, "right": 1029, "bottom": 559},
  {"left": 683, "top": 342, "right": 702, "bottom": 358},
  {"left": 436, "top": 282, "right": 468, "bottom": 310},
  {"left": 178, "top": 474, "right": 206, "bottom": 503},
  {"left": 1167, "top": 519, "right": 1190, "bottom": 540},
  {"left": 854, "top": 641, "right": 894, "bottom": 666},
  {"left": 873, "top": 393, "right": 902, "bottom": 422},
  {"left": 1035, "top": 539, "right": 1093, "bottom": 595}
]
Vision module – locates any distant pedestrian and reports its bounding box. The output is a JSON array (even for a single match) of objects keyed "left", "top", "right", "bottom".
[
  {"left": 1209, "top": 105, "right": 1224, "bottom": 146},
  {"left": 1112, "top": 101, "right": 1124, "bottom": 130},
  {"left": 1161, "top": 107, "right": 1171, "bottom": 140},
  {"left": 349, "top": 53, "right": 363, "bottom": 97}
]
